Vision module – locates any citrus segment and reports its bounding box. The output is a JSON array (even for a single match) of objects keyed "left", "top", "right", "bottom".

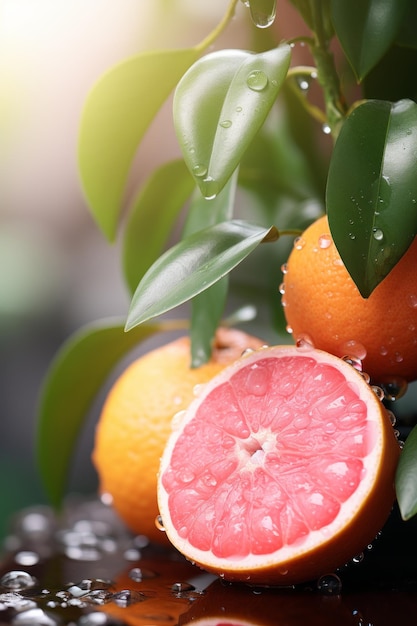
[
  {"left": 282, "top": 215, "right": 417, "bottom": 383},
  {"left": 158, "top": 345, "right": 399, "bottom": 584}
]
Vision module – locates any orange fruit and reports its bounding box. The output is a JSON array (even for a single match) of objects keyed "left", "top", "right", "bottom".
[
  {"left": 92, "top": 327, "right": 264, "bottom": 543},
  {"left": 281, "top": 214, "right": 417, "bottom": 384},
  {"left": 157, "top": 344, "right": 399, "bottom": 585}
]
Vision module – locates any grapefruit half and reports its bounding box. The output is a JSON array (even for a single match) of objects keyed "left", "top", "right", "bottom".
[{"left": 157, "top": 345, "right": 400, "bottom": 585}]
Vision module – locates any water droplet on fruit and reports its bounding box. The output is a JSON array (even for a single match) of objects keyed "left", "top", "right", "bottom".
[
  {"left": 340, "top": 340, "right": 367, "bottom": 361},
  {"left": 352, "top": 552, "right": 365, "bottom": 564},
  {"left": 394, "top": 351, "right": 404, "bottom": 363},
  {"left": 248, "top": 0, "right": 277, "bottom": 28},
  {"left": 279, "top": 282, "right": 286, "bottom": 295},
  {"left": 241, "top": 347, "right": 255, "bottom": 357},
  {"left": 192, "top": 164, "right": 207, "bottom": 178},
  {"left": 371, "top": 386, "right": 385, "bottom": 401},
  {"left": 293, "top": 236, "right": 305, "bottom": 250},
  {"left": 342, "top": 355, "right": 363, "bottom": 372},
  {"left": 296, "top": 334, "right": 314, "bottom": 350},
  {"left": 193, "top": 383, "right": 205, "bottom": 397},
  {"left": 171, "top": 410, "right": 187, "bottom": 430},
  {"left": 318, "top": 234, "right": 332, "bottom": 249},
  {"left": 246, "top": 69, "right": 269, "bottom": 90},
  {"left": 358, "top": 371, "right": 370, "bottom": 384},
  {"left": 155, "top": 515, "right": 165, "bottom": 531},
  {"left": 286, "top": 325, "right": 293, "bottom": 334},
  {"left": 380, "top": 345, "right": 388, "bottom": 356},
  {"left": 317, "top": 573, "right": 342, "bottom": 595},
  {"left": 281, "top": 262, "right": 288, "bottom": 274},
  {"left": 171, "top": 581, "right": 195, "bottom": 594},
  {"left": 407, "top": 293, "right": 417, "bottom": 308},
  {"left": 379, "top": 377, "right": 408, "bottom": 401}
]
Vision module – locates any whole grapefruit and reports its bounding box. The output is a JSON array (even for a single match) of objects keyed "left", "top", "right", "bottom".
[
  {"left": 92, "top": 327, "right": 264, "bottom": 543},
  {"left": 281, "top": 215, "right": 417, "bottom": 383}
]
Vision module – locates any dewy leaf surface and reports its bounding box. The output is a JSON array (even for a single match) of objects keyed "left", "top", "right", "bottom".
[
  {"left": 123, "top": 159, "right": 195, "bottom": 295},
  {"left": 331, "top": 0, "right": 409, "bottom": 81},
  {"left": 183, "top": 170, "right": 238, "bottom": 367},
  {"left": 326, "top": 99, "right": 417, "bottom": 298},
  {"left": 396, "top": 425, "right": 417, "bottom": 520},
  {"left": 36, "top": 319, "right": 169, "bottom": 508},
  {"left": 78, "top": 48, "right": 198, "bottom": 241},
  {"left": 174, "top": 45, "right": 291, "bottom": 199},
  {"left": 126, "top": 220, "right": 279, "bottom": 330}
]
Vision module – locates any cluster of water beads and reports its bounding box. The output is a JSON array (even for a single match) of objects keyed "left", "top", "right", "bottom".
[{"left": 0, "top": 499, "right": 208, "bottom": 626}]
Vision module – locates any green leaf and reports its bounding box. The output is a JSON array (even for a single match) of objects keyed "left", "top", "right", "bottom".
[
  {"left": 126, "top": 220, "right": 279, "bottom": 330},
  {"left": 396, "top": 0, "right": 417, "bottom": 49},
  {"left": 36, "top": 318, "right": 174, "bottom": 508},
  {"left": 396, "top": 425, "right": 417, "bottom": 520},
  {"left": 183, "top": 170, "right": 239, "bottom": 367},
  {"left": 173, "top": 45, "right": 291, "bottom": 199},
  {"left": 123, "top": 159, "right": 194, "bottom": 295},
  {"left": 78, "top": 47, "right": 199, "bottom": 241},
  {"left": 326, "top": 99, "right": 417, "bottom": 298},
  {"left": 331, "top": 0, "right": 409, "bottom": 81}
]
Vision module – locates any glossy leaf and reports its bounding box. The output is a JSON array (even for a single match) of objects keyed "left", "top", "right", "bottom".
[
  {"left": 126, "top": 220, "right": 279, "bottom": 330},
  {"left": 183, "top": 170, "right": 238, "bottom": 367},
  {"left": 173, "top": 45, "right": 291, "bottom": 199},
  {"left": 78, "top": 47, "right": 198, "bottom": 241},
  {"left": 326, "top": 99, "right": 417, "bottom": 297},
  {"left": 396, "top": 425, "right": 417, "bottom": 520},
  {"left": 123, "top": 160, "right": 194, "bottom": 295},
  {"left": 36, "top": 319, "right": 173, "bottom": 508},
  {"left": 331, "top": 0, "right": 409, "bottom": 81}
]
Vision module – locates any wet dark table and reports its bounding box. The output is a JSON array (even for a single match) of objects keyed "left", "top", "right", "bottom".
[{"left": 1, "top": 497, "right": 416, "bottom": 625}]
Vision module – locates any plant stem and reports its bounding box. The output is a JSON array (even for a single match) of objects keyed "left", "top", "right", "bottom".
[
  {"left": 286, "top": 66, "right": 327, "bottom": 125},
  {"left": 308, "top": 0, "right": 347, "bottom": 139},
  {"left": 195, "top": 0, "right": 240, "bottom": 53}
]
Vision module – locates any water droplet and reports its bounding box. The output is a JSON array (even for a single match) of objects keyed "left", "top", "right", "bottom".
[
  {"left": 296, "top": 334, "right": 315, "bottom": 350},
  {"left": 317, "top": 573, "right": 342, "bottom": 595},
  {"left": 155, "top": 515, "right": 165, "bottom": 531},
  {"left": 359, "top": 371, "right": 370, "bottom": 384},
  {"left": 113, "top": 589, "right": 146, "bottom": 607},
  {"left": 171, "top": 581, "right": 195, "bottom": 594},
  {"left": 171, "top": 410, "right": 186, "bottom": 431},
  {"left": 286, "top": 324, "right": 293, "bottom": 334},
  {"left": 0, "top": 571, "right": 38, "bottom": 590},
  {"left": 279, "top": 282, "right": 286, "bottom": 295},
  {"left": 318, "top": 234, "right": 332, "bottom": 249},
  {"left": 407, "top": 293, "right": 417, "bottom": 308},
  {"left": 340, "top": 340, "right": 367, "bottom": 361},
  {"left": 342, "top": 355, "right": 363, "bottom": 372},
  {"left": 219, "top": 119, "right": 232, "bottom": 128},
  {"left": 380, "top": 345, "right": 388, "bottom": 356},
  {"left": 322, "top": 123, "right": 331, "bottom": 135},
  {"left": 201, "top": 176, "right": 219, "bottom": 200},
  {"left": 236, "top": 106, "right": 243, "bottom": 112},
  {"left": 352, "top": 552, "right": 365, "bottom": 564},
  {"left": 394, "top": 351, "right": 404, "bottom": 363},
  {"left": 349, "top": 232, "right": 356, "bottom": 240},
  {"left": 129, "top": 567, "right": 158, "bottom": 582},
  {"left": 192, "top": 164, "right": 207, "bottom": 178},
  {"left": 281, "top": 262, "right": 288, "bottom": 274},
  {"left": 11, "top": 607, "right": 62, "bottom": 625},
  {"left": 249, "top": 0, "right": 277, "bottom": 28},
  {"left": 373, "top": 228, "right": 384, "bottom": 241},
  {"left": 379, "top": 377, "right": 408, "bottom": 401},
  {"left": 246, "top": 69, "right": 269, "bottom": 91},
  {"left": 296, "top": 76, "right": 310, "bottom": 92},
  {"left": 371, "top": 385, "right": 385, "bottom": 401},
  {"left": 293, "top": 236, "right": 305, "bottom": 250},
  {"left": 14, "top": 551, "right": 40, "bottom": 567}
]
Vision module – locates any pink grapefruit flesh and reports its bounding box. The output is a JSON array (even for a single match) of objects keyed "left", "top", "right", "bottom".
[{"left": 158, "top": 345, "right": 399, "bottom": 585}]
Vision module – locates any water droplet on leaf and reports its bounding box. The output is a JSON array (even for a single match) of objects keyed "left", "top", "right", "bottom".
[{"left": 246, "top": 69, "right": 269, "bottom": 91}]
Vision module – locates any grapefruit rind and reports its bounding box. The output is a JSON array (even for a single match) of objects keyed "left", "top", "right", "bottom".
[{"left": 158, "top": 345, "right": 399, "bottom": 585}]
